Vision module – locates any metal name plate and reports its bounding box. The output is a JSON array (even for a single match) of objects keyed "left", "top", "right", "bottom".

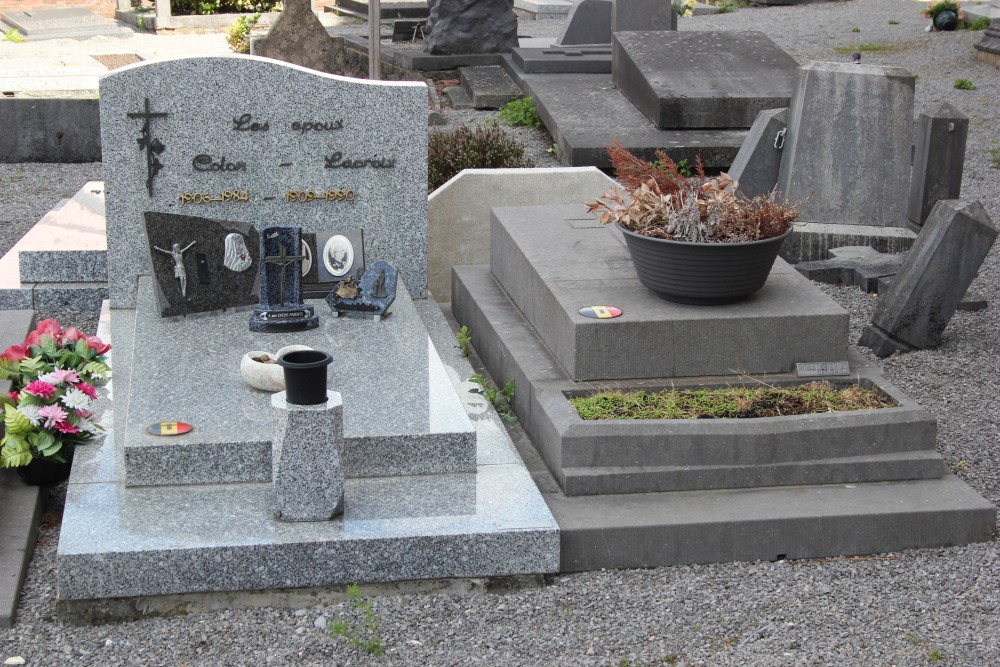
[{"left": 794, "top": 361, "right": 851, "bottom": 378}]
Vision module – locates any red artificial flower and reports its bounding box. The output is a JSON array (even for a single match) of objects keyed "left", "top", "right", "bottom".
[
  {"left": 85, "top": 336, "right": 111, "bottom": 355},
  {"left": 61, "top": 327, "right": 84, "bottom": 344},
  {"left": 7, "top": 391, "right": 18, "bottom": 402},
  {"left": 1, "top": 344, "right": 28, "bottom": 362},
  {"left": 35, "top": 319, "right": 62, "bottom": 338},
  {"left": 76, "top": 383, "right": 98, "bottom": 400},
  {"left": 55, "top": 422, "right": 80, "bottom": 435},
  {"left": 25, "top": 330, "right": 42, "bottom": 347},
  {"left": 22, "top": 380, "right": 57, "bottom": 399}
]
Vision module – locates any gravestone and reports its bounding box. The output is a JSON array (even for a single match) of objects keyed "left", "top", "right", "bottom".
[
  {"left": 907, "top": 103, "right": 968, "bottom": 227},
  {"left": 555, "top": 0, "right": 612, "bottom": 45},
  {"left": 613, "top": 0, "right": 676, "bottom": 31},
  {"left": 424, "top": 0, "right": 518, "bottom": 55},
  {"left": 727, "top": 107, "right": 788, "bottom": 198},
  {"left": 859, "top": 200, "right": 997, "bottom": 357},
  {"left": 775, "top": 62, "right": 915, "bottom": 226},
  {"left": 99, "top": 56, "right": 428, "bottom": 309},
  {"left": 144, "top": 212, "right": 260, "bottom": 317},
  {"left": 612, "top": 32, "right": 797, "bottom": 129},
  {"left": 252, "top": 0, "right": 338, "bottom": 74}
]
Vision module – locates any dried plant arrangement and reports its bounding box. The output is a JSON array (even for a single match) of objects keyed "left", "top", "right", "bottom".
[{"left": 586, "top": 140, "right": 803, "bottom": 244}]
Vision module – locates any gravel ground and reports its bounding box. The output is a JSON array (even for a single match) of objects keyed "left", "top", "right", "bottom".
[{"left": 2, "top": 1, "right": 1000, "bottom": 665}]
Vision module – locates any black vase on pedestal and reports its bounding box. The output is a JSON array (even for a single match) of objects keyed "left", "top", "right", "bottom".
[{"left": 278, "top": 350, "right": 333, "bottom": 405}]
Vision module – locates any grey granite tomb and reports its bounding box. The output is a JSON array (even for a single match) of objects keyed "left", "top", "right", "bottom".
[
  {"left": 775, "top": 62, "right": 915, "bottom": 226},
  {"left": 727, "top": 108, "right": 788, "bottom": 198},
  {"left": 860, "top": 200, "right": 997, "bottom": 357},
  {"left": 612, "top": 32, "right": 798, "bottom": 129},
  {"left": 144, "top": 212, "right": 259, "bottom": 317},
  {"left": 907, "top": 103, "right": 968, "bottom": 228},
  {"left": 99, "top": 56, "right": 428, "bottom": 309}
]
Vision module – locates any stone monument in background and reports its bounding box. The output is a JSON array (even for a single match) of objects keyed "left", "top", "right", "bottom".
[
  {"left": 425, "top": 0, "right": 518, "bottom": 55},
  {"left": 252, "top": 0, "right": 338, "bottom": 74}
]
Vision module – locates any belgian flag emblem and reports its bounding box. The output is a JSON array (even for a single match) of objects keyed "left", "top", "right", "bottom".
[
  {"left": 147, "top": 421, "right": 193, "bottom": 436},
  {"left": 577, "top": 305, "right": 623, "bottom": 319}
]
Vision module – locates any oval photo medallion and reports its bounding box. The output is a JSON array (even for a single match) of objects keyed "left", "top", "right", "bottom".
[
  {"left": 147, "top": 421, "right": 194, "bottom": 436},
  {"left": 578, "top": 305, "right": 623, "bottom": 319}
]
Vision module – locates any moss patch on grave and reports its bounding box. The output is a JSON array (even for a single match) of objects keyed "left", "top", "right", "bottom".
[{"left": 570, "top": 381, "right": 896, "bottom": 420}]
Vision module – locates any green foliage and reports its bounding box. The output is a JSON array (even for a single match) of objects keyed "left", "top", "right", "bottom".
[
  {"left": 887, "top": 19, "right": 899, "bottom": 24},
  {"left": 988, "top": 145, "right": 1000, "bottom": 169},
  {"left": 456, "top": 325, "right": 472, "bottom": 358},
  {"left": 953, "top": 78, "right": 976, "bottom": 90},
  {"left": 498, "top": 96, "right": 544, "bottom": 129},
  {"left": 928, "top": 649, "right": 946, "bottom": 661},
  {"left": 328, "top": 584, "right": 384, "bottom": 656},
  {"left": 967, "top": 17, "right": 990, "bottom": 30},
  {"left": 170, "top": 0, "right": 279, "bottom": 16},
  {"left": 427, "top": 121, "right": 534, "bottom": 192},
  {"left": 469, "top": 373, "right": 517, "bottom": 421},
  {"left": 833, "top": 43, "right": 898, "bottom": 55},
  {"left": 714, "top": 0, "right": 749, "bottom": 14},
  {"left": 3, "top": 27, "right": 26, "bottom": 43},
  {"left": 570, "top": 381, "right": 895, "bottom": 420},
  {"left": 852, "top": 27, "right": 861, "bottom": 32},
  {"left": 226, "top": 12, "right": 261, "bottom": 53}
]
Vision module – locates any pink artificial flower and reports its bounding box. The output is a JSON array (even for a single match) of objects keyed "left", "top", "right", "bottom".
[
  {"left": 1, "top": 344, "right": 28, "bottom": 363},
  {"left": 73, "top": 409, "right": 93, "bottom": 420},
  {"left": 23, "top": 380, "right": 57, "bottom": 400},
  {"left": 48, "top": 369, "right": 79, "bottom": 385},
  {"left": 35, "top": 319, "right": 61, "bottom": 338},
  {"left": 8, "top": 391, "right": 18, "bottom": 402},
  {"left": 38, "top": 404, "right": 67, "bottom": 428},
  {"left": 85, "top": 336, "right": 111, "bottom": 356},
  {"left": 60, "top": 327, "right": 84, "bottom": 344},
  {"left": 25, "top": 330, "right": 42, "bottom": 347},
  {"left": 76, "top": 383, "right": 98, "bottom": 400},
  {"left": 55, "top": 422, "right": 80, "bottom": 435}
]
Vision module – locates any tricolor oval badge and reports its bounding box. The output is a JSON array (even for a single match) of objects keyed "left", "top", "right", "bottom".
[
  {"left": 147, "top": 421, "right": 193, "bottom": 436},
  {"left": 578, "top": 305, "right": 622, "bottom": 319}
]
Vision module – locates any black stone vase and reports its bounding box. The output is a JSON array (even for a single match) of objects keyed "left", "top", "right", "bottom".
[
  {"left": 278, "top": 350, "right": 333, "bottom": 405},
  {"left": 933, "top": 9, "right": 959, "bottom": 31},
  {"left": 617, "top": 223, "right": 792, "bottom": 305},
  {"left": 16, "top": 449, "right": 74, "bottom": 487}
]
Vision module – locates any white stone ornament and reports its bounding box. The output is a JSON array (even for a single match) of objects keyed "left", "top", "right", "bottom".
[
  {"left": 224, "top": 232, "right": 253, "bottom": 272},
  {"left": 240, "top": 344, "right": 313, "bottom": 392}
]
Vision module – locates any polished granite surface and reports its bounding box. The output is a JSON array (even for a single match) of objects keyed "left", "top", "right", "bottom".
[
  {"left": 58, "top": 294, "right": 558, "bottom": 601},
  {"left": 121, "top": 276, "right": 476, "bottom": 486}
]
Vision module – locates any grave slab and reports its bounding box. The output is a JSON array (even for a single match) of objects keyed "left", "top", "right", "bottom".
[
  {"left": 860, "top": 200, "right": 997, "bottom": 356},
  {"left": 775, "top": 62, "right": 915, "bottom": 227},
  {"left": 0, "top": 9, "right": 128, "bottom": 40},
  {"left": 122, "top": 276, "right": 475, "bottom": 486},
  {"left": 513, "top": 69, "right": 746, "bottom": 168},
  {"left": 794, "top": 246, "right": 908, "bottom": 293},
  {"left": 781, "top": 222, "right": 917, "bottom": 264},
  {"left": 612, "top": 32, "right": 798, "bottom": 129},
  {"left": 99, "top": 57, "right": 428, "bottom": 309},
  {"left": 486, "top": 205, "right": 848, "bottom": 381},
  {"left": 511, "top": 47, "right": 612, "bottom": 74},
  {"left": 458, "top": 65, "right": 522, "bottom": 109}
]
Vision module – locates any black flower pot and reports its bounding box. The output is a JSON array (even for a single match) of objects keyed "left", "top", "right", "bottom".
[
  {"left": 16, "top": 451, "right": 74, "bottom": 487},
  {"left": 278, "top": 349, "right": 332, "bottom": 405},
  {"left": 933, "top": 9, "right": 959, "bottom": 30},
  {"left": 617, "top": 223, "right": 792, "bottom": 305}
]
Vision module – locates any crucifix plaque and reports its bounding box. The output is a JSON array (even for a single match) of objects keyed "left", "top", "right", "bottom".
[{"left": 250, "top": 226, "right": 319, "bottom": 332}]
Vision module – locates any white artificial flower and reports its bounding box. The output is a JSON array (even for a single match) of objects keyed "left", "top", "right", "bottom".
[
  {"left": 60, "top": 387, "right": 93, "bottom": 411},
  {"left": 16, "top": 404, "right": 42, "bottom": 426},
  {"left": 77, "top": 418, "right": 100, "bottom": 434}
]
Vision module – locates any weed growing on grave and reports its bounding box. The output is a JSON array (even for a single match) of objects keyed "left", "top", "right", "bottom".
[
  {"left": 456, "top": 325, "right": 472, "bottom": 357},
  {"left": 427, "top": 120, "right": 534, "bottom": 192},
  {"left": 328, "top": 584, "right": 384, "bottom": 656},
  {"left": 498, "top": 96, "right": 544, "bottom": 129},
  {"left": 5, "top": 168, "right": 25, "bottom": 183},
  {"left": 967, "top": 16, "right": 990, "bottom": 30},
  {"left": 469, "top": 373, "right": 517, "bottom": 421},
  {"left": 570, "top": 381, "right": 895, "bottom": 420},
  {"left": 714, "top": 0, "right": 749, "bottom": 14},
  {"left": 988, "top": 145, "right": 1000, "bottom": 169},
  {"left": 548, "top": 142, "right": 559, "bottom": 156},
  {"left": 833, "top": 43, "right": 900, "bottom": 54},
  {"left": 852, "top": 27, "right": 861, "bottom": 32},
  {"left": 226, "top": 13, "right": 261, "bottom": 53},
  {"left": 954, "top": 78, "right": 977, "bottom": 90},
  {"left": 3, "top": 27, "right": 25, "bottom": 43},
  {"left": 928, "top": 649, "right": 946, "bottom": 661},
  {"left": 888, "top": 19, "right": 899, "bottom": 24}
]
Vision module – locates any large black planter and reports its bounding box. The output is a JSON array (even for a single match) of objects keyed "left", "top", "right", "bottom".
[
  {"left": 278, "top": 349, "right": 332, "bottom": 405},
  {"left": 933, "top": 9, "right": 959, "bottom": 31},
  {"left": 618, "top": 223, "right": 791, "bottom": 305},
  {"left": 16, "top": 451, "right": 74, "bottom": 487}
]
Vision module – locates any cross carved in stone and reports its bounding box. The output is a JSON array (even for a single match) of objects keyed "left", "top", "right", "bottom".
[{"left": 264, "top": 241, "right": 306, "bottom": 307}]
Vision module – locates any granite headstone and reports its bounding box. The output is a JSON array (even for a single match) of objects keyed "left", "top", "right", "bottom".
[
  {"left": 99, "top": 56, "right": 428, "bottom": 309},
  {"left": 859, "top": 200, "right": 997, "bottom": 357},
  {"left": 727, "top": 107, "right": 788, "bottom": 198},
  {"left": 906, "top": 102, "right": 968, "bottom": 227},
  {"left": 775, "top": 62, "right": 915, "bottom": 227},
  {"left": 144, "top": 212, "right": 260, "bottom": 317}
]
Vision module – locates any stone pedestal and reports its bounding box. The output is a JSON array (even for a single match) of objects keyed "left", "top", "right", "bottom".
[
  {"left": 271, "top": 390, "right": 345, "bottom": 522},
  {"left": 974, "top": 27, "right": 1000, "bottom": 68}
]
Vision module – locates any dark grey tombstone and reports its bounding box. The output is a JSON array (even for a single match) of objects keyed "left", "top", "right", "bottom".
[
  {"left": 906, "top": 103, "right": 968, "bottom": 228},
  {"left": 728, "top": 107, "right": 788, "bottom": 198},
  {"left": 250, "top": 226, "right": 319, "bottom": 332},
  {"left": 556, "top": 0, "right": 612, "bottom": 46},
  {"left": 252, "top": 0, "right": 337, "bottom": 74},
  {"left": 613, "top": 0, "right": 677, "bottom": 31},
  {"left": 612, "top": 32, "right": 797, "bottom": 129},
  {"left": 144, "top": 212, "right": 260, "bottom": 318},
  {"left": 424, "top": 0, "right": 518, "bottom": 55},
  {"left": 859, "top": 200, "right": 997, "bottom": 357}
]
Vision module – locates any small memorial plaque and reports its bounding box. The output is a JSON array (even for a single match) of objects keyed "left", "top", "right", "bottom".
[
  {"left": 794, "top": 361, "right": 851, "bottom": 378},
  {"left": 578, "top": 305, "right": 622, "bottom": 319},
  {"left": 147, "top": 421, "right": 194, "bottom": 436}
]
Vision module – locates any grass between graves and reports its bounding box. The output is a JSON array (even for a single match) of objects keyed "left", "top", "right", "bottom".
[
  {"left": 570, "top": 381, "right": 895, "bottom": 420},
  {"left": 833, "top": 42, "right": 907, "bottom": 55}
]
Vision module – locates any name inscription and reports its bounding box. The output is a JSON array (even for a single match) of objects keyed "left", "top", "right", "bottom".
[
  {"left": 324, "top": 152, "right": 396, "bottom": 169},
  {"left": 193, "top": 154, "right": 247, "bottom": 173}
]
